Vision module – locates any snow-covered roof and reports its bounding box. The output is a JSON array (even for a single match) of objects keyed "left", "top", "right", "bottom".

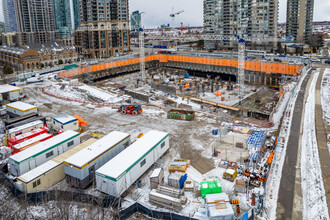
[
  {"left": 6, "top": 101, "right": 37, "bottom": 112},
  {"left": 206, "top": 193, "right": 234, "bottom": 218},
  {"left": 13, "top": 133, "right": 52, "bottom": 150},
  {"left": 150, "top": 168, "right": 162, "bottom": 178},
  {"left": 225, "top": 168, "right": 236, "bottom": 175},
  {"left": 8, "top": 128, "right": 46, "bottom": 143},
  {"left": 0, "top": 85, "right": 22, "bottom": 94},
  {"left": 96, "top": 130, "right": 168, "bottom": 181},
  {"left": 18, "top": 160, "right": 59, "bottom": 183},
  {"left": 17, "top": 138, "right": 97, "bottom": 183},
  {"left": 9, "top": 130, "right": 79, "bottom": 163},
  {"left": 7, "top": 120, "right": 43, "bottom": 134},
  {"left": 64, "top": 131, "right": 130, "bottom": 168},
  {"left": 52, "top": 114, "right": 77, "bottom": 125}
]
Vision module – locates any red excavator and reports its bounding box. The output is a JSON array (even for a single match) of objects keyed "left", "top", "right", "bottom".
[{"left": 118, "top": 105, "right": 143, "bottom": 115}]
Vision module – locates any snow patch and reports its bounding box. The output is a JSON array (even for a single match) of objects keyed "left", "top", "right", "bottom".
[{"left": 301, "top": 71, "right": 329, "bottom": 219}]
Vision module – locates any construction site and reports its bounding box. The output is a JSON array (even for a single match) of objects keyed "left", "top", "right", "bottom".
[{"left": 0, "top": 40, "right": 312, "bottom": 219}]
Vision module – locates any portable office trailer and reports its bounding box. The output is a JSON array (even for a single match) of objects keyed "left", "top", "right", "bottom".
[
  {"left": 95, "top": 130, "right": 169, "bottom": 197},
  {"left": 7, "top": 127, "right": 48, "bottom": 147},
  {"left": 0, "top": 85, "right": 24, "bottom": 104},
  {"left": 11, "top": 133, "right": 53, "bottom": 155},
  {"left": 6, "top": 101, "right": 38, "bottom": 117},
  {"left": 64, "top": 131, "right": 130, "bottom": 189},
  {"left": 7, "top": 120, "right": 44, "bottom": 139},
  {"left": 52, "top": 114, "right": 79, "bottom": 132},
  {"left": 8, "top": 130, "right": 80, "bottom": 177},
  {"left": 16, "top": 138, "right": 97, "bottom": 193}
]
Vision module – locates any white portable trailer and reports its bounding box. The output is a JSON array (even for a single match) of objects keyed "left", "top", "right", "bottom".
[
  {"left": 52, "top": 114, "right": 79, "bottom": 132},
  {"left": 64, "top": 131, "right": 130, "bottom": 189},
  {"left": 0, "top": 85, "right": 24, "bottom": 103},
  {"left": 8, "top": 130, "right": 80, "bottom": 176},
  {"left": 6, "top": 101, "right": 37, "bottom": 117},
  {"left": 95, "top": 130, "right": 169, "bottom": 197}
]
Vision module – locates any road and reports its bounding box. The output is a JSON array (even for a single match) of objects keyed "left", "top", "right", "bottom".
[{"left": 276, "top": 69, "right": 312, "bottom": 219}]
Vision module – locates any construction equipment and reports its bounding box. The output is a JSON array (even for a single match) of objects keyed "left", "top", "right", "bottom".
[
  {"left": 118, "top": 105, "right": 143, "bottom": 115},
  {"left": 170, "top": 9, "right": 184, "bottom": 18}
]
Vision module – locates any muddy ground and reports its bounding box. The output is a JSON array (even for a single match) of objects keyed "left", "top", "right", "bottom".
[{"left": 24, "top": 83, "right": 223, "bottom": 174}]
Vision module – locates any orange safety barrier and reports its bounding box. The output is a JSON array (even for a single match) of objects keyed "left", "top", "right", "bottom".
[{"left": 59, "top": 55, "right": 303, "bottom": 78}]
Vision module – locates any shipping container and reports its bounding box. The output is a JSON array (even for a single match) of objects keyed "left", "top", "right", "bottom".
[
  {"left": 52, "top": 114, "right": 79, "bottom": 132},
  {"left": 8, "top": 130, "right": 80, "bottom": 177},
  {"left": 11, "top": 133, "right": 53, "bottom": 155},
  {"left": 7, "top": 127, "right": 48, "bottom": 147},
  {"left": 6, "top": 101, "right": 38, "bottom": 117},
  {"left": 7, "top": 120, "right": 44, "bottom": 139},
  {"left": 167, "top": 109, "right": 195, "bottom": 121},
  {"left": 64, "top": 131, "right": 130, "bottom": 189},
  {"left": 95, "top": 130, "right": 169, "bottom": 197},
  {"left": 16, "top": 138, "right": 97, "bottom": 193}
]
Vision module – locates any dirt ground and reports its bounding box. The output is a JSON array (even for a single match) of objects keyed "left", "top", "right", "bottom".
[{"left": 24, "top": 83, "right": 220, "bottom": 174}]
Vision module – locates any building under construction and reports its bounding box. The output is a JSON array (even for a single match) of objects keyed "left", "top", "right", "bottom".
[{"left": 60, "top": 53, "right": 303, "bottom": 88}]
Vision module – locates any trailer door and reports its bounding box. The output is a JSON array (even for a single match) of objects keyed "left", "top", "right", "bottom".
[
  {"left": 58, "top": 145, "right": 64, "bottom": 155},
  {"left": 29, "top": 159, "right": 36, "bottom": 170},
  {"left": 89, "top": 165, "right": 95, "bottom": 185},
  {"left": 125, "top": 172, "right": 131, "bottom": 189}
]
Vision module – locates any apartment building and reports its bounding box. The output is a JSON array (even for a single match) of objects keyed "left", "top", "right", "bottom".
[
  {"left": 14, "top": 0, "right": 56, "bottom": 44},
  {"left": 2, "top": 0, "right": 18, "bottom": 33},
  {"left": 75, "top": 0, "right": 130, "bottom": 58},
  {"left": 286, "top": 0, "right": 314, "bottom": 42},
  {"left": 203, "top": 0, "right": 278, "bottom": 51}
]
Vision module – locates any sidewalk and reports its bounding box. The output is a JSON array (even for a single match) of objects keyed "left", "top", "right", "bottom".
[
  {"left": 276, "top": 69, "right": 312, "bottom": 220},
  {"left": 314, "top": 68, "right": 330, "bottom": 211}
]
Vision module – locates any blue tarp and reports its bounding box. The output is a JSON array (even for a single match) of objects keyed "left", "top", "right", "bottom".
[
  {"left": 246, "top": 131, "right": 266, "bottom": 149},
  {"left": 250, "top": 152, "right": 259, "bottom": 161}
]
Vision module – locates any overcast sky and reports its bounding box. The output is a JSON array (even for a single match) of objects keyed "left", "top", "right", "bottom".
[{"left": 0, "top": 0, "right": 329, "bottom": 27}]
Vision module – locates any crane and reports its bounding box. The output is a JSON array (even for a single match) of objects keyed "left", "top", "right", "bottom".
[
  {"left": 170, "top": 9, "right": 184, "bottom": 18},
  {"left": 131, "top": 11, "right": 146, "bottom": 83},
  {"left": 170, "top": 8, "right": 184, "bottom": 27}
]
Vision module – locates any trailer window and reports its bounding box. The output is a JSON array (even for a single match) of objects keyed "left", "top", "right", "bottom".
[
  {"left": 67, "top": 140, "right": 74, "bottom": 147},
  {"left": 46, "top": 151, "right": 54, "bottom": 158},
  {"left": 161, "top": 141, "right": 165, "bottom": 148},
  {"left": 33, "top": 179, "right": 41, "bottom": 188},
  {"left": 140, "top": 159, "right": 146, "bottom": 167}
]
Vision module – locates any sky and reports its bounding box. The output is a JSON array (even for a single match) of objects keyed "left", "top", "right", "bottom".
[{"left": 0, "top": 0, "right": 329, "bottom": 27}]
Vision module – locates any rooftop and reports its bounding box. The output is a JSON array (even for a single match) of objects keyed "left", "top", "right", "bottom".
[
  {"left": 64, "top": 131, "right": 130, "bottom": 168},
  {"left": 0, "top": 85, "right": 22, "bottom": 94},
  {"left": 53, "top": 114, "right": 77, "bottom": 125},
  {"left": 13, "top": 133, "right": 53, "bottom": 150},
  {"left": 18, "top": 138, "right": 97, "bottom": 183},
  {"left": 6, "top": 101, "right": 37, "bottom": 112},
  {"left": 9, "top": 130, "right": 79, "bottom": 163},
  {"left": 96, "top": 130, "right": 168, "bottom": 181}
]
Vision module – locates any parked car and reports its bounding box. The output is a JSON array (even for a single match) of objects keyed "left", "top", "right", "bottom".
[{"left": 325, "top": 60, "right": 330, "bottom": 64}]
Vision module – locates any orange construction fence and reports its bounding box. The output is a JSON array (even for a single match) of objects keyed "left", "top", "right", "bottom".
[{"left": 59, "top": 55, "right": 303, "bottom": 78}]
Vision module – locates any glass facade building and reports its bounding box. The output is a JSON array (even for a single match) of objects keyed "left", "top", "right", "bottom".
[{"left": 3, "top": 0, "right": 18, "bottom": 32}]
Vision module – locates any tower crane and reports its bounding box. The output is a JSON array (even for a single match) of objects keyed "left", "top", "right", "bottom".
[
  {"left": 131, "top": 11, "right": 146, "bottom": 83},
  {"left": 170, "top": 8, "right": 184, "bottom": 27},
  {"left": 170, "top": 9, "right": 184, "bottom": 18}
]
